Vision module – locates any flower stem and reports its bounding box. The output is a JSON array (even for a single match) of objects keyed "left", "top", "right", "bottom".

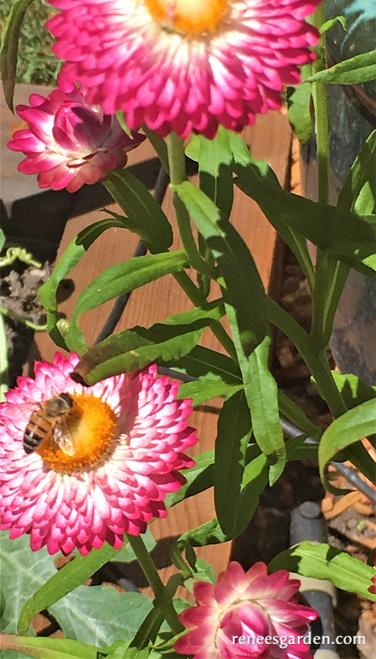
[
  {"left": 167, "top": 133, "right": 213, "bottom": 276},
  {"left": 312, "top": 3, "right": 329, "bottom": 205},
  {"left": 126, "top": 534, "right": 183, "bottom": 633}
]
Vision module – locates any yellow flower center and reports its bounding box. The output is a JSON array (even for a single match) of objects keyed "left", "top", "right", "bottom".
[
  {"left": 37, "top": 394, "right": 118, "bottom": 473},
  {"left": 144, "top": 0, "right": 230, "bottom": 36}
]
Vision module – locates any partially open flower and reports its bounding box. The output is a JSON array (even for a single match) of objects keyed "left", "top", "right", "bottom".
[
  {"left": 47, "top": 0, "right": 319, "bottom": 138},
  {"left": 7, "top": 88, "right": 144, "bottom": 192},
  {"left": 0, "top": 354, "right": 197, "bottom": 555},
  {"left": 175, "top": 561, "right": 318, "bottom": 658}
]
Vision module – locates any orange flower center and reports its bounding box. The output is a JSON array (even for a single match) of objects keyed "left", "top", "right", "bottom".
[
  {"left": 37, "top": 394, "right": 118, "bottom": 473},
  {"left": 144, "top": 0, "right": 230, "bottom": 36}
]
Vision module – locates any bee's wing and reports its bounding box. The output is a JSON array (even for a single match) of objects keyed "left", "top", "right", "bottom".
[{"left": 52, "top": 420, "right": 76, "bottom": 456}]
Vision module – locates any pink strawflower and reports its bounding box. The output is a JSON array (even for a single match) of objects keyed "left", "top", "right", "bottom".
[
  {"left": 7, "top": 88, "right": 144, "bottom": 192},
  {"left": 0, "top": 354, "right": 197, "bottom": 555},
  {"left": 175, "top": 561, "right": 318, "bottom": 658},
  {"left": 47, "top": 0, "right": 320, "bottom": 139}
]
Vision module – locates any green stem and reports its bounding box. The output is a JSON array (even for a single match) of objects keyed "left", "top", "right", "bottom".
[
  {"left": 167, "top": 133, "right": 213, "bottom": 276},
  {"left": 126, "top": 534, "right": 183, "bottom": 633},
  {"left": 312, "top": 3, "right": 329, "bottom": 205},
  {"left": 0, "top": 306, "right": 47, "bottom": 332},
  {"left": 267, "top": 298, "right": 346, "bottom": 417},
  {"left": 0, "top": 312, "right": 9, "bottom": 401},
  {"left": 173, "top": 271, "right": 236, "bottom": 359}
]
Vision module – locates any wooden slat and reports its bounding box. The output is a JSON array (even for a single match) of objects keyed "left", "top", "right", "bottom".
[{"left": 29, "top": 111, "right": 292, "bottom": 583}]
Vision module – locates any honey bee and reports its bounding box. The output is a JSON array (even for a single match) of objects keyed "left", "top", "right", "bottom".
[{"left": 23, "top": 393, "right": 76, "bottom": 456}]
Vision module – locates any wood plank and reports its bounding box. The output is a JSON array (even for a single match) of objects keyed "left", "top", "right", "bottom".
[{"left": 30, "top": 112, "right": 292, "bottom": 584}]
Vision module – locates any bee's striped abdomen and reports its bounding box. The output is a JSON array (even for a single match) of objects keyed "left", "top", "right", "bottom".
[{"left": 23, "top": 413, "right": 52, "bottom": 454}]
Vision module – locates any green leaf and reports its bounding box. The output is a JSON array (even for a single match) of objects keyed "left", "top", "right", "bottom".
[
  {"left": 0, "top": 228, "right": 6, "bottom": 253},
  {"left": 65, "top": 250, "right": 188, "bottom": 353},
  {"left": 110, "top": 529, "right": 156, "bottom": 563},
  {"left": 0, "top": 634, "right": 102, "bottom": 659},
  {"left": 72, "top": 302, "right": 223, "bottom": 384},
  {"left": 214, "top": 392, "right": 251, "bottom": 535},
  {"left": 186, "top": 128, "right": 234, "bottom": 222},
  {"left": 18, "top": 542, "right": 122, "bottom": 634},
  {"left": 287, "top": 82, "right": 313, "bottom": 144},
  {"left": 319, "top": 399, "right": 376, "bottom": 489},
  {"left": 175, "top": 181, "right": 267, "bottom": 355},
  {"left": 166, "top": 451, "right": 214, "bottom": 508},
  {"left": 104, "top": 170, "right": 173, "bottom": 253},
  {"left": 51, "top": 588, "right": 153, "bottom": 647},
  {"left": 278, "top": 390, "right": 321, "bottom": 440},
  {"left": 306, "top": 49, "right": 376, "bottom": 85},
  {"left": 39, "top": 217, "right": 126, "bottom": 349},
  {"left": 171, "top": 345, "right": 241, "bottom": 382},
  {"left": 338, "top": 129, "right": 376, "bottom": 214},
  {"left": 0, "top": 0, "right": 35, "bottom": 112},
  {"left": 270, "top": 542, "right": 376, "bottom": 602},
  {"left": 178, "top": 373, "right": 242, "bottom": 406},
  {"left": 0, "top": 533, "right": 56, "bottom": 642},
  {"left": 232, "top": 335, "right": 286, "bottom": 485},
  {"left": 319, "top": 16, "right": 346, "bottom": 34},
  {"left": 331, "top": 372, "right": 376, "bottom": 410},
  {"left": 178, "top": 519, "right": 230, "bottom": 548},
  {"left": 235, "top": 158, "right": 376, "bottom": 274}
]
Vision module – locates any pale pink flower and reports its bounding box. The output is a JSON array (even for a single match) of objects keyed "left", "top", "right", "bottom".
[
  {"left": 7, "top": 88, "right": 144, "bottom": 192},
  {"left": 0, "top": 354, "right": 197, "bottom": 555},
  {"left": 175, "top": 561, "right": 318, "bottom": 658},
  {"left": 47, "top": 0, "right": 320, "bottom": 139}
]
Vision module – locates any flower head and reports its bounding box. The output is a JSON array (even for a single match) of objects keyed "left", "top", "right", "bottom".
[
  {"left": 0, "top": 354, "right": 197, "bottom": 555},
  {"left": 7, "top": 88, "right": 144, "bottom": 192},
  {"left": 47, "top": 0, "right": 320, "bottom": 139},
  {"left": 175, "top": 561, "right": 318, "bottom": 658}
]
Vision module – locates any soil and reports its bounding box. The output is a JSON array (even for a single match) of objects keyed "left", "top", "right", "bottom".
[{"left": 0, "top": 260, "right": 50, "bottom": 386}]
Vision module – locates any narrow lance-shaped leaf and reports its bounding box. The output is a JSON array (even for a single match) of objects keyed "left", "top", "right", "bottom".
[
  {"left": 65, "top": 250, "right": 188, "bottom": 354},
  {"left": 214, "top": 391, "right": 252, "bottom": 536},
  {"left": 104, "top": 169, "right": 173, "bottom": 252},
  {"left": 39, "top": 217, "right": 127, "bottom": 349},
  {"left": 241, "top": 336, "right": 286, "bottom": 485},
  {"left": 318, "top": 398, "right": 376, "bottom": 490},
  {"left": 186, "top": 128, "right": 234, "bottom": 222},
  {"left": 166, "top": 451, "right": 214, "bottom": 508},
  {"left": 270, "top": 542, "right": 376, "bottom": 602},
  {"left": 175, "top": 181, "right": 267, "bottom": 355},
  {"left": 235, "top": 157, "right": 376, "bottom": 274},
  {"left": 72, "top": 302, "right": 223, "bottom": 384},
  {"left": 306, "top": 49, "right": 376, "bottom": 85},
  {"left": 0, "top": 635, "right": 102, "bottom": 659},
  {"left": 0, "top": 0, "right": 35, "bottom": 111}
]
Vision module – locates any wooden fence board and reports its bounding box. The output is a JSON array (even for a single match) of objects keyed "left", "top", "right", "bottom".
[{"left": 24, "top": 110, "right": 292, "bottom": 585}]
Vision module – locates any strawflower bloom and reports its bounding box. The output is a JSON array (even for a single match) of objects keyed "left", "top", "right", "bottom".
[
  {"left": 175, "top": 561, "right": 318, "bottom": 658},
  {"left": 47, "top": 0, "right": 320, "bottom": 139},
  {"left": 0, "top": 354, "right": 197, "bottom": 555},
  {"left": 7, "top": 87, "right": 144, "bottom": 192}
]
